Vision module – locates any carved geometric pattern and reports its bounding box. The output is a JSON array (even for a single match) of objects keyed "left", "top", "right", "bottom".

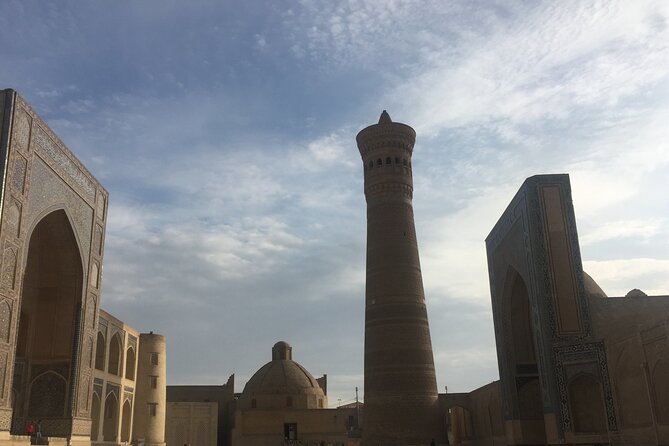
[
  {"left": 0, "top": 246, "right": 18, "bottom": 291},
  {"left": 11, "top": 155, "right": 28, "bottom": 194},
  {"left": 96, "top": 193, "right": 106, "bottom": 220},
  {"left": 90, "top": 262, "right": 99, "bottom": 288},
  {"left": 87, "top": 293, "right": 97, "bottom": 328},
  {"left": 87, "top": 335, "right": 94, "bottom": 367},
  {"left": 11, "top": 109, "right": 31, "bottom": 152},
  {"left": 79, "top": 375, "right": 91, "bottom": 412},
  {"left": 554, "top": 342, "right": 617, "bottom": 432},
  {"left": 0, "top": 300, "right": 11, "bottom": 343},
  {"left": 4, "top": 199, "right": 21, "bottom": 239},
  {"left": 34, "top": 126, "right": 96, "bottom": 201},
  {"left": 71, "top": 417, "right": 92, "bottom": 436},
  {"left": 94, "top": 224, "right": 104, "bottom": 255},
  {"left": 28, "top": 372, "right": 67, "bottom": 417},
  {"left": 0, "top": 407, "right": 12, "bottom": 430}
]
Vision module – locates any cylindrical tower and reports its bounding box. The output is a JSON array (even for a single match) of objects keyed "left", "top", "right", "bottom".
[
  {"left": 357, "top": 111, "right": 440, "bottom": 445},
  {"left": 132, "top": 332, "right": 166, "bottom": 446}
]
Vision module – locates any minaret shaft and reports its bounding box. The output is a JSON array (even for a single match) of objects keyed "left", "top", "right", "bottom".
[{"left": 357, "top": 112, "right": 440, "bottom": 445}]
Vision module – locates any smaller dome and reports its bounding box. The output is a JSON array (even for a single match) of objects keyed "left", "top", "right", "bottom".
[
  {"left": 625, "top": 288, "right": 647, "bottom": 298},
  {"left": 238, "top": 342, "right": 326, "bottom": 411}
]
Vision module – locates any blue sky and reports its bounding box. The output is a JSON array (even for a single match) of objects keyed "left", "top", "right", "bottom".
[{"left": 2, "top": 0, "right": 669, "bottom": 406}]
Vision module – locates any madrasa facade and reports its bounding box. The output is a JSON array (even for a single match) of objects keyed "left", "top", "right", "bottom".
[{"left": 0, "top": 88, "right": 668, "bottom": 446}]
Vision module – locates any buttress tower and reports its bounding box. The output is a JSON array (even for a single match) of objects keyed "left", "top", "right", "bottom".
[{"left": 357, "top": 111, "right": 440, "bottom": 445}]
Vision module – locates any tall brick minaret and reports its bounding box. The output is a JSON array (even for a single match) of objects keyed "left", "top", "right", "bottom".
[{"left": 357, "top": 111, "right": 440, "bottom": 445}]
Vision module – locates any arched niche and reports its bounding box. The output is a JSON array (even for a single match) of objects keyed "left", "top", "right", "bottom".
[
  {"left": 568, "top": 373, "right": 607, "bottom": 433},
  {"left": 103, "top": 392, "right": 118, "bottom": 441},
  {"left": 12, "top": 209, "right": 84, "bottom": 433},
  {"left": 125, "top": 347, "right": 136, "bottom": 380},
  {"left": 107, "top": 333, "right": 122, "bottom": 376},
  {"left": 120, "top": 399, "right": 132, "bottom": 442},
  {"left": 90, "top": 392, "right": 101, "bottom": 441},
  {"left": 28, "top": 371, "right": 67, "bottom": 417},
  {"left": 615, "top": 347, "right": 652, "bottom": 427},
  {"left": 502, "top": 268, "right": 543, "bottom": 422},
  {"left": 95, "top": 331, "right": 106, "bottom": 371}
]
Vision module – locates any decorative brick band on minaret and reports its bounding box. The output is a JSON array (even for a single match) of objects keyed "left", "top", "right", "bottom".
[{"left": 357, "top": 112, "right": 440, "bottom": 445}]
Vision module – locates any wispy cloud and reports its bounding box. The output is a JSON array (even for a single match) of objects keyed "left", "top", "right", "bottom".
[{"left": 2, "top": 0, "right": 668, "bottom": 399}]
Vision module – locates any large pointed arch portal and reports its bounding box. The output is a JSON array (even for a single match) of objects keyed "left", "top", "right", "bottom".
[{"left": 11, "top": 210, "right": 84, "bottom": 436}]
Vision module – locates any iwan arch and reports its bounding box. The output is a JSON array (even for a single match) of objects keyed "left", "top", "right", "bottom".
[{"left": 0, "top": 89, "right": 166, "bottom": 446}]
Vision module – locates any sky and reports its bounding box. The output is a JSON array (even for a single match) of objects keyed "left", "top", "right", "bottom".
[{"left": 1, "top": 0, "right": 669, "bottom": 407}]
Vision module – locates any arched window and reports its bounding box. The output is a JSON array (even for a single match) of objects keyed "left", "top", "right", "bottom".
[
  {"left": 377, "top": 158, "right": 382, "bottom": 166},
  {"left": 107, "top": 333, "right": 122, "bottom": 376},
  {"left": 125, "top": 347, "right": 136, "bottom": 380},
  {"left": 385, "top": 157, "right": 391, "bottom": 164},
  {"left": 95, "top": 332, "right": 106, "bottom": 371},
  {"left": 395, "top": 157, "right": 400, "bottom": 164}
]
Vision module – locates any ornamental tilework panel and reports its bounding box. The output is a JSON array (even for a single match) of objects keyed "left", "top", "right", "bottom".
[
  {"left": 11, "top": 155, "right": 27, "bottom": 194},
  {"left": 10, "top": 109, "right": 31, "bottom": 152},
  {"left": 554, "top": 342, "right": 617, "bottom": 432},
  {"left": 96, "top": 194, "right": 105, "bottom": 220},
  {"left": 25, "top": 158, "right": 94, "bottom": 267},
  {"left": 0, "top": 407, "right": 11, "bottom": 430},
  {"left": 33, "top": 126, "right": 96, "bottom": 202},
  {"left": 28, "top": 372, "right": 67, "bottom": 417},
  {"left": 71, "top": 417, "right": 91, "bottom": 436},
  {"left": 0, "top": 246, "right": 17, "bottom": 291},
  {"left": 87, "top": 294, "right": 97, "bottom": 329},
  {"left": 78, "top": 375, "right": 91, "bottom": 412},
  {"left": 94, "top": 224, "right": 103, "bottom": 256},
  {"left": 4, "top": 200, "right": 21, "bottom": 239}
]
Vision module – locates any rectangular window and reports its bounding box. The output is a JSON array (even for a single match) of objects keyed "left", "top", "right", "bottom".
[
  {"left": 150, "top": 353, "right": 159, "bottom": 365},
  {"left": 148, "top": 403, "right": 157, "bottom": 417},
  {"left": 150, "top": 375, "right": 158, "bottom": 389}
]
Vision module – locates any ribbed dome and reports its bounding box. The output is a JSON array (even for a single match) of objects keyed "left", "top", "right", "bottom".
[{"left": 238, "top": 342, "right": 326, "bottom": 410}]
